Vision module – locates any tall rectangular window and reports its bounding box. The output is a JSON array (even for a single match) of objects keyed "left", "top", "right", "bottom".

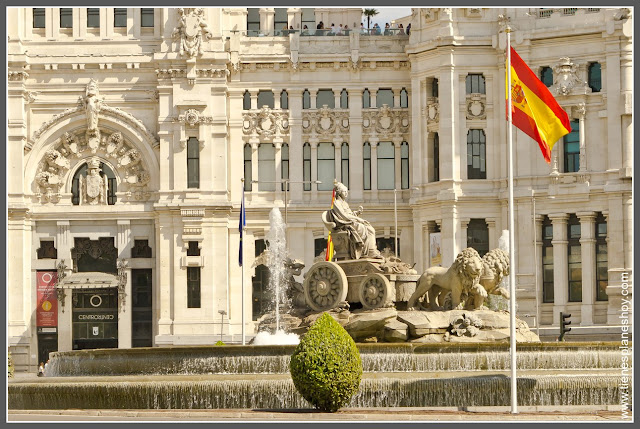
[
  {"left": 301, "top": 8, "right": 316, "bottom": 32},
  {"left": 243, "top": 144, "right": 252, "bottom": 191},
  {"left": 141, "top": 8, "right": 154, "bottom": 27},
  {"left": 187, "top": 137, "right": 200, "bottom": 188},
  {"left": 433, "top": 133, "right": 440, "bottom": 182},
  {"left": 341, "top": 143, "right": 349, "bottom": 188},
  {"left": 258, "top": 144, "right": 276, "bottom": 191},
  {"left": 467, "top": 129, "right": 486, "bottom": 179},
  {"left": 247, "top": 8, "right": 260, "bottom": 35},
  {"left": 33, "top": 8, "right": 46, "bottom": 28},
  {"left": 431, "top": 78, "right": 439, "bottom": 97},
  {"left": 595, "top": 213, "right": 608, "bottom": 301},
  {"left": 114, "top": 8, "right": 127, "bottom": 27},
  {"left": 588, "top": 62, "right": 601, "bottom": 93},
  {"left": 281, "top": 143, "right": 289, "bottom": 191},
  {"left": 303, "top": 143, "right": 311, "bottom": 191},
  {"left": 60, "top": 8, "right": 73, "bottom": 28},
  {"left": 274, "top": 8, "right": 288, "bottom": 35},
  {"left": 316, "top": 89, "right": 335, "bottom": 108},
  {"left": 467, "top": 219, "right": 489, "bottom": 257},
  {"left": 567, "top": 214, "right": 582, "bottom": 302},
  {"left": 187, "top": 267, "right": 201, "bottom": 308},
  {"left": 363, "top": 143, "right": 371, "bottom": 190},
  {"left": 314, "top": 238, "right": 328, "bottom": 258},
  {"left": 377, "top": 142, "right": 395, "bottom": 190},
  {"left": 187, "top": 241, "right": 201, "bottom": 256},
  {"left": 257, "top": 90, "right": 274, "bottom": 109},
  {"left": 540, "top": 66, "right": 553, "bottom": 87},
  {"left": 466, "top": 74, "right": 486, "bottom": 94},
  {"left": 317, "top": 143, "right": 335, "bottom": 191},
  {"left": 376, "top": 89, "right": 394, "bottom": 107},
  {"left": 542, "top": 216, "right": 554, "bottom": 303},
  {"left": 564, "top": 120, "right": 580, "bottom": 173},
  {"left": 401, "top": 142, "right": 409, "bottom": 189},
  {"left": 87, "top": 8, "right": 100, "bottom": 28}
]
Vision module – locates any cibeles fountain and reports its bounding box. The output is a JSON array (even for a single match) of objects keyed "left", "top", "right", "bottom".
[
  {"left": 9, "top": 182, "right": 626, "bottom": 411},
  {"left": 256, "top": 181, "right": 538, "bottom": 344}
]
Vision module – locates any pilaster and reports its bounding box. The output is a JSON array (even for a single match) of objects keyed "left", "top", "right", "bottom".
[
  {"left": 550, "top": 213, "right": 569, "bottom": 325},
  {"left": 577, "top": 212, "right": 596, "bottom": 325}
]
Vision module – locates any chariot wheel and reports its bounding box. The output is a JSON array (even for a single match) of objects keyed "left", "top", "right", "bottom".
[
  {"left": 303, "top": 261, "right": 348, "bottom": 312},
  {"left": 358, "top": 273, "right": 392, "bottom": 310}
]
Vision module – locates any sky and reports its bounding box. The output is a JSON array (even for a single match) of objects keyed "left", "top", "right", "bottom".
[{"left": 361, "top": 7, "right": 412, "bottom": 28}]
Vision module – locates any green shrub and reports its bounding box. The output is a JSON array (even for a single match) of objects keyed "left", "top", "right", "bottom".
[
  {"left": 214, "top": 340, "right": 225, "bottom": 346},
  {"left": 289, "top": 313, "right": 362, "bottom": 412},
  {"left": 8, "top": 351, "right": 14, "bottom": 378}
]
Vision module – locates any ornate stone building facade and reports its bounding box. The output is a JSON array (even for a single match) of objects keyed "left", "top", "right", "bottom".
[{"left": 7, "top": 7, "right": 632, "bottom": 370}]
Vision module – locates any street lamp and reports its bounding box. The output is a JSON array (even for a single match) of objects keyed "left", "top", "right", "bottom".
[
  {"left": 251, "top": 179, "right": 322, "bottom": 224},
  {"left": 218, "top": 309, "right": 227, "bottom": 344},
  {"left": 393, "top": 187, "right": 420, "bottom": 258}
]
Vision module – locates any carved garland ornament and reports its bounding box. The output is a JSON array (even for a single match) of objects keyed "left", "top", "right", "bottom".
[
  {"left": 301, "top": 106, "right": 349, "bottom": 138},
  {"left": 177, "top": 109, "right": 214, "bottom": 127},
  {"left": 243, "top": 106, "right": 290, "bottom": 139},
  {"left": 363, "top": 105, "right": 410, "bottom": 138}
]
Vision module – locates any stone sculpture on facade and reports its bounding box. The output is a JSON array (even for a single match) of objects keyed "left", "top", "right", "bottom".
[
  {"left": 172, "top": 8, "right": 212, "bottom": 58},
  {"left": 552, "top": 57, "right": 588, "bottom": 96},
  {"left": 79, "top": 79, "right": 103, "bottom": 150},
  {"left": 78, "top": 157, "right": 109, "bottom": 205}
]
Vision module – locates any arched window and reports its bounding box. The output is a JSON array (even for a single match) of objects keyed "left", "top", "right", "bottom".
[
  {"left": 377, "top": 141, "right": 395, "bottom": 190},
  {"left": 362, "top": 89, "right": 371, "bottom": 108},
  {"left": 258, "top": 143, "right": 275, "bottom": 191},
  {"left": 376, "top": 88, "right": 394, "bottom": 107},
  {"left": 303, "top": 89, "right": 311, "bottom": 109},
  {"left": 281, "top": 143, "right": 289, "bottom": 191},
  {"left": 316, "top": 89, "right": 335, "bottom": 108},
  {"left": 317, "top": 143, "right": 335, "bottom": 191},
  {"left": 341, "top": 143, "right": 349, "bottom": 188},
  {"left": 400, "top": 88, "right": 408, "bottom": 108},
  {"left": 257, "top": 90, "right": 274, "bottom": 109},
  {"left": 71, "top": 161, "right": 117, "bottom": 205},
  {"left": 303, "top": 143, "right": 311, "bottom": 191},
  {"left": 244, "top": 144, "right": 252, "bottom": 191},
  {"left": 340, "top": 89, "right": 348, "bottom": 109},
  {"left": 363, "top": 142, "right": 371, "bottom": 190},
  {"left": 280, "top": 90, "right": 289, "bottom": 109},
  {"left": 401, "top": 141, "right": 409, "bottom": 189},
  {"left": 243, "top": 91, "right": 252, "bottom": 110}
]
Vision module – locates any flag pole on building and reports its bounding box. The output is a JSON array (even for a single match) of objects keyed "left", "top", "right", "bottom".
[
  {"left": 239, "top": 178, "right": 246, "bottom": 345},
  {"left": 505, "top": 24, "right": 518, "bottom": 415}
]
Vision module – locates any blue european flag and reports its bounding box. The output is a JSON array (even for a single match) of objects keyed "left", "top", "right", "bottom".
[{"left": 239, "top": 185, "right": 246, "bottom": 266}]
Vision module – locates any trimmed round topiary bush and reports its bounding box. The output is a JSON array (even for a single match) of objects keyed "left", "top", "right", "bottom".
[{"left": 289, "top": 312, "right": 362, "bottom": 412}]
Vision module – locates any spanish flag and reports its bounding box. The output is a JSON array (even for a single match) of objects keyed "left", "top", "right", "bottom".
[
  {"left": 507, "top": 47, "right": 571, "bottom": 163},
  {"left": 325, "top": 188, "right": 336, "bottom": 261}
]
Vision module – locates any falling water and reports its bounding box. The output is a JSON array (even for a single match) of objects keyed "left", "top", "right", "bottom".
[{"left": 265, "top": 208, "right": 288, "bottom": 332}]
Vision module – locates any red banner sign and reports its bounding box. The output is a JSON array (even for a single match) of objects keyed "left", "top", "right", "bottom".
[{"left": 36, "top": 271, "right": 58, "bottom": 327}]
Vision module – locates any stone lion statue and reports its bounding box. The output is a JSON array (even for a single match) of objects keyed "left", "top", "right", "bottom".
[
  {"left": 474, "top": 248, "right": 510, "bottom": 308},
  {"left": 407, "top": 247, "right": 484, "bottom": 311}
]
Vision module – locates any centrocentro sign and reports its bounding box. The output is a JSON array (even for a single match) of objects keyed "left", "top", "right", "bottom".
[
  {"left": 73, "top": 313, "right": 117, "bottom": 322},
  {"left": 36, "top": 271, "right": 58, "bottom": 327}
]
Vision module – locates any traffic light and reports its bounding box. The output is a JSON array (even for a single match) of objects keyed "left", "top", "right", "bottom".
[{"left": 559, "top": 312, "right": 571, "bottom": 341}]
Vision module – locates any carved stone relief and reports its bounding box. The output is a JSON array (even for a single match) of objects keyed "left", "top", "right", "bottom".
[
  {"left": 362, "top": 105, "right": 410, "bottom": 138},
  {"left": 466, "top": 94, "right": 486, "bottom": 120},
  {"left": 172, "top": 8, "right": 213, "bottom": 58},
  {"left": 243, "top": 106, "right": 290, "bottom": 140},
  {"left": 78, "top": 157, "right": 109, "bottom": 205},
  {"left": 426, "top": 97, "right": 440, "bottom": 122},
  {"left": 551, "top": 57, "right": 589, "bottom": 96},
  {"left": 176, "top": 109, "right": 213, "bottom": 127},
  {"left": 302, "top": 106, "right": 349, "bottom": 138}
]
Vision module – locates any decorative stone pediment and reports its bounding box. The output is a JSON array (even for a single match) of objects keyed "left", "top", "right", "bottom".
[
  {"left": 172, "top": 8, "right": 213, "bottom": 58},
  {"left": 243, "top": 106, "right": 289, "bottom": 140},
  {"left": 363, "top": 105, "right": 410, "bottom": 138},
  {"left": 302, "top": 106, "right": 349, "bottom": 138},
  {"left": 551, "top": 57, "right": 589, "bottom": 96},
  {"left": 176, "top": 109, "right": 213, "bottom": 127},
  {"left": 466, "top": 93, "right": 486, "bottom": 120}
]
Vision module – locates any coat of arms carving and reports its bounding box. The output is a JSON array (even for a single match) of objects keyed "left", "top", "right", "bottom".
[{"left": 172, "top": 8, "right": 213, "bottom": 58}]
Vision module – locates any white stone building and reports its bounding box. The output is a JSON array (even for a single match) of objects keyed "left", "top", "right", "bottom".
[{"left": 7, "top": 7, "right": 632, "bottom": 371}]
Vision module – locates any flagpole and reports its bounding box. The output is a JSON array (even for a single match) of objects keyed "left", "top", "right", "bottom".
[
  {"left": 506, "top": 24, "right": 518, "bottom": 415},
  {"left": 241, "top": 178, "right": 246, "bottom": 346}
]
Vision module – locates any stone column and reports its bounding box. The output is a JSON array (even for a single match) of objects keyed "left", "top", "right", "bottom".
[
  {"left": 550, "top": 213, "right": 569, "bottom": 325},
  {"left": 288, "top": 90, "right": 304, "bottom": 202},
  {"left": 439, "top": 59, "right": 459, "bottom": 181},
  {"left": 348, "top": 90, "right": 364, "bottom": 200},
  {"left": 440, "top": 204, "right": 458, "bottom": 266},
  {"left": 371, "top": 90, "right": 377, "bottom": 108},
  {"left": 259, "top": 8, "right": 274, "bottom": 34},
  {"left": 287, "top": 8, "right": 301, "bottom": 29},
  {"left": 620, "top": 47, "right": 633, "bottom": 176},
  {"left": 576, "top": 103, "right": 587, "bottom": 173},
  {"left": 117, "top": 220, "right": 132, "bottom": 348},
  {"left": 132, "top": 8, "right": 141, "bottom": 38},
  {"left": 393, "top": 137, "right": 403, "bottom": 190},
  {"left": 78, "top": 8, "right": 87, "bottom": 38},
  {"left": 51, "top": 7, "right": 60, "bottom": 38},
  {"left": 486, "top": 218, "right": 497, "bottom": 250},
  {"left": 369, "top": 138, "right": 379, "bottom": 200},
  {"left": 412, "top": 78, "right": 426, "bottom": 187},
  {"left": 155, "top": 211, "right": 174, "bottom": 343},
  {"left": 310, "top": 139, "right": 318, "bottom": 195},
  {"left": 460, "top": 218, "right": 470, "bottom": 252},
  {"left": 250, "top": 140, "right": 259, "bottom": 193},
  {"left": 534, "top": 215, "right": 544, "bottom": 327},
  {"left": 604, "top": 42, "right": 622, "bottom": 171},
  {"left": 105, "top": 7, "right": 114, "bottom": 38},
  {"left": 393, "top": 88, "right": 401, "bottom": 108},
  {"left": 333, "top": 138, "right": 342, "bottom": 185},
  {"left": 577, "top": 212, "right": 596, "bottom": 325},
  {"left": 250, "top": 93, "right": 258, "bottom": 110},
  {"left": 310, "top": 91, "right": 317, "bottom": 109},
  {"left": 274, "top": 141, "right": 283, "bottom": 202}
]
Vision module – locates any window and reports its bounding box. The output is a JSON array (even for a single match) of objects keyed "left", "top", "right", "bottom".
[
  {"left": 431, "top": 78, "right": 439, "bottom": 97},
  {"left": 252, "top": 239, "right": 271, "bottom": 320},
  {"left": 257, "top": 90, "right": 274, "bottom": 109},
  {"left": 314, "top": 237, "right": 328, "bottom": 258},
  {"left": 131, "top": 239, "right": 152, "bottom": 258},
  {"left": 87, "top": 8, "right": 100, "bottom": 28},
  {"left": 340, "top": 89, "right": 348, "bottom": 109},
  {"left": 316, "top": 89, "right": 335, "bottom": 108},
  {"left": 377, "top": 142, "right": 395, "bottom": 190},
  {"left": 60, "top": 8, "right": 73, "bottom": 29},
  {"left": 302, "top": 89, "right": 311, "bottom": 109},
  {"left": 341, "top": 143, "right": 349, "bottom": 188},
  {"left": 317, "top": 143, "right": 335, "bottom": 191},
  {"left": 71, "top": 161, "right": 117, "bottom": 205},
  {"left": 187, "top": 137, "right": 200, "bottom": 188},
  {"left": 131, "top": 269, "right": 152, "bottom": 347},
  {"left": 247, "top": 8, "right": 260, "bottom": 35},
  {"left": 187, "top": 267, "right": 201, "bottom": 308},
  {"left": 540, "top": 66, "right": 553, "bottom": 87},
  {"left": 141, "top": 8, "right": 154, "bottom": 27},
  {"left": 466, "top": 74, "right": 485, "bottom": 94},
  {"left": 243, "top": 144, "right": 252, "bottom": 191},
  {"left": 258, "top": 144, "right": 276, "bottom": 191},
  {"left": 114, "top": 8, "right": 127, "bottom": 28},
  {"left": 596, "top": 213, "right": 608, "bottom": 301},
  {"left": 400, "top": 88, "right": 408, "bottom": 108},
  {"left": 467, "top": 129, "right": 486, "bottom": 179},
  {"left": 280, "top": 90, "right": 288, "bottom": 109},
  {"left": 363, "top": 142, "right": 371, "bottom": 190},
  {"left": 433, "top": 133, "right": 440, "bottom": 182},
  {"left": 37, "top": 240, "right": 58, "bottom": 259},
  {"left": 281, "top": 143, "right": 289, "bottom": 191},
  {"left": 362, "top": 89, "right": 371, "bottom": 108},
  {"left": 563, "top": 120, "right": 580, "bottom": 173},
  {"left": 33, "top": 8, "right": 45, "bottom": 28},
  {"left": 301, "top": 8, "right": 316, "bottom": 32},
  {"left": 376, "top": 237, "right": 398, "bottom": 257},
  {"left": 376, "top": 88, "right": 394, "bottom": 107},
  {"left": 401, "top": 142, "right": 409, "bottom": 189},
  {"left": 243, "top": 91, "right": 251, "bottom": 110},
  {"left": 588, "top": 62, "right": 601, "bottom": 93},
  {"left": 187, "top": 241, "right": 201, "bottom": 256},
  {"left": 303, "top": 143, "right": 311, "bottom": 191},
  {"left": 274, "top": 8, "right": 288, "bottom": 35},
  {"left": 467, "top": 219, "right": 489, "bottom": 257},
  {"left": 567, "top": 214, "right": 582, "bottom": 302},
  {"left": 542, "top": 216, "right": 554, "bottom": 303}
]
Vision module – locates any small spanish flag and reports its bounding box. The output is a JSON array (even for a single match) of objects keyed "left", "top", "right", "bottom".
[
  {"left": 325, "top": 188, "right": 336, "bottom": 261},
  {"left": 507, "top": 47, "right": 571, "bottom": 163}
]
